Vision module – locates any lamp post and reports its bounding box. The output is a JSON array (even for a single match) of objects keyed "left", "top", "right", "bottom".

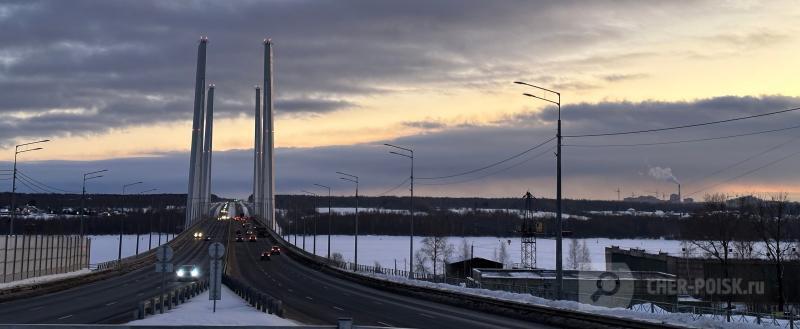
[
  {"left": 9, "top": 139, "right": 49, "bottom": 235},
  {"left": 119, "top": 181, "right": 143, "bottom": 263},
  {"left": 137, "top": 188, "right": 158, "bottom": 254},
  {"left": 301, "top": 190, "right": 319, "bottom": 256},
  {"left": 81, "top": 169, "right": 108, "bottom": 237},
  {"left": 385, "top": 143, "right": 414, "bottom": 279},
  {"left": 313, "top": 184, "right": 332, "bottom": 259},
  {"left": 514, "top": 81, "right": 563, "bottom": 299},
  {"left": 336, "top": 171, "right": 358, "bottom": 268}
]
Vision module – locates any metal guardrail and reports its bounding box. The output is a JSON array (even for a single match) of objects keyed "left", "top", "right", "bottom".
[
  {"left": 134, "top": 280, "right": 209, "bottom": 320},
  {"left": 222, "top": 273, "right": 285, "bottom": 317},
  {"left": 0, "top": 321, "right": 398, "bottom": 329}
]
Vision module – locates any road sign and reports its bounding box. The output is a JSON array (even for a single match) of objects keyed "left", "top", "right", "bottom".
[
  {"left": 209, "top": 258, "right": 223, "bottom": 305},
  {"left": 155, "top": 262, "right": 173, "bottom": 273},
  {"left": 208, "top": 242, "right": 225, "bottom": 259},
  {"left": 156, "top": 245, "right": 174, "bottom": 262}
]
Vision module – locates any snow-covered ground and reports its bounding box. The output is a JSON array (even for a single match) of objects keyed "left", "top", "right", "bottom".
[
  {"left": 287, "top": 235, "right": 684, "bottom": 271},
  {"left": 361, "top": 272, "right": 775, "bottom": 329},
  {"left": 0, "top": 269, "right": 91, "bottom": 290},
  {"left": 128, "top": 284, "right": 299, "bottom": 326},
  {"left": 88, "top": 234, "right": 174, "bottom": 265}
]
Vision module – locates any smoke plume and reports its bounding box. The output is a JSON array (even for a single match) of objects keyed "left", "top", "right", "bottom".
[{"left": 648, "top": 166, "right": 679, "bottom": 184}]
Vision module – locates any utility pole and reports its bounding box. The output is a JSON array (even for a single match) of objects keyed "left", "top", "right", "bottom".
[
  {"left": 9, "top": 140, "right": 49, "bottom": 235},
  {"left": 515, "top": 81, "right": 563, "bottom": 299},
  {"left": 314, "top": 184, "right": 332, "bottom": 259},
  {"left": 385, "top": 143, "right": 414, "bottom": 279},
  {"left": 119, "top": 181, "right": 143, "bottom": 263},
  {"left": 337, "top": 172, "right": 359, "bottom": 268},
  {"left": 81, "top": 169, "right": 107, "bottom": 237},
  {"left": 615, "top": 188, "right": 621, "bottom": 201},
  {"left": 301, "top": 190, "right": 319, "bottom": 256},
  {"left": 137, "top": 188, "right": 157, "bottom": 254}
]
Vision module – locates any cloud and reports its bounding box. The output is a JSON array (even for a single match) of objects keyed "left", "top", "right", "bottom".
[
  {"left": 5, "top": 95, "right": 800, "bottom": 199},
  {"left": 600, "top": 73, "right": 648, "bottom": 82}
]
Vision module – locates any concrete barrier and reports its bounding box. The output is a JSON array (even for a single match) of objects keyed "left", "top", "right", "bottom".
[
  {"left": 221, "top": 273, "right": 285, "bottom": 318},
  {"left": 134, "top": 280, "right": 209, "bottom": 320}
]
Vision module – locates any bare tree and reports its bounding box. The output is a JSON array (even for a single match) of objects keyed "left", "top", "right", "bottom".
[
  {"left": 496, "top": 240, "right": 509, "bottom": 268},
  {"left": 460, "top": 238, "right": 470, "bottom": 261},
  {"left": 413, "top": 250, "right": 429, "bottom": 275},
  {"left": 567, "top": 238, "right": 580, "bottom": 270},
  {"left": 689, "top": 193, "right": 736, "bottom": 319},
  {"left": 420, "top": 235, "right": 454, "bottom": 276},
  {"left": 579, "top": 240, "right": 592, "bottom": 270},
  {"left": 753, "top": 193, "right": 794, "bottom": 312}
]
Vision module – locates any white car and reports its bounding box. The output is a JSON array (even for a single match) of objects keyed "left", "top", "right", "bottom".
[{"left": 175, "top": 265, "right": 201, "bottom": 281}]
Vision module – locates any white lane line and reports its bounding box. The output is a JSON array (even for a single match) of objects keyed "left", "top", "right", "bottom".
[
  {"left": 418, "top": 313, "right": 436, "bottom": 319},
  {"left": 332, "top": 306, "right": 344, "bottom": 311},
  {"left": 29, "top": 306, "right": 44, "bottom": 311},
  {"left": 57, "top": 315, "right": 73, "bottom": 320},
  {"left": 377, "top": 321, "right": 394, "bottom": 327},
  {"left": 105, "top": 301, "right": 118, "bottom": 306},
  {"left": 287, "top": 288, "right": 293, "bottom": 292},
  {"left": 305, "top": 296, "right": 314, "bottom": 301},
  {"left": 136, "top": 292, "right": 144, "bottom": 296},
  {"left": 372, "top": 301, "right": 383, "bottom": 305}
]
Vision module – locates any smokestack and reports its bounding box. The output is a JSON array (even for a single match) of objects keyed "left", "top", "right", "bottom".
[
  {"left": 253, "top": 85, "right": 261, "bottom": 215},
  {"left": 202, "top": 84, "right": 215, "bottom": 213},
  {"left": 678, "top": 183, "right": 681, "bottom": 203},
  {"left": 185, "top": 36, "right": 207, "bottom": 226},
  {"left": 263, "top": 38, "right": 275, "bottom": 228}
]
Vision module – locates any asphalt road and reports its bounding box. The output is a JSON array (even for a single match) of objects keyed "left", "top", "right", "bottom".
[
  {"left": 0, "top": 204, "right": 229, "bottom": 324},
  {"left": 231, "top": 204, "right": 555, "bottom": 329}
]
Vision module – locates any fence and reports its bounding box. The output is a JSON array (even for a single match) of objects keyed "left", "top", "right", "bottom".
[
  {"left": 223, "top": 273, "right": 285, "bottom": 317},
  {"left": 135, "top": 280, "right": 208, "bottom": 319},
  {"left": 330, "top": 259, "right": 800, "bottom": 329},
  {"left": 0, "top": 235, "right": 90, "bottom": 283}
]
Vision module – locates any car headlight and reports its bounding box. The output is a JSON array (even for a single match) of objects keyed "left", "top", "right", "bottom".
[
  {"left": 176, "top": 270, "right": 185, "bottom": 277},
  {"left": 190, "top": 269, "right": 199, "bottom": 277}
]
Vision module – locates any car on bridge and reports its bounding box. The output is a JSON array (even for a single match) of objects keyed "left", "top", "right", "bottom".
[
  {"left": 270, "top": 246, "right": 281, "bottom": 255},
  {"left": 235, "top": 234, "right": 244, "bottom": 242},
  {"left": 204, "top": 234, "right": 212, "bottom": 241},
  {"left": 260, "top": 250, "right": 271, "bottom": 261},
  {"left": 175, "top": 265, "right": 201, "bottom": 281},
  {"left": 248, "top": 235, "right": 257, "bottom": 242},
  {"left": 193, "top": 231, "right": 204, "bottom": 240}
]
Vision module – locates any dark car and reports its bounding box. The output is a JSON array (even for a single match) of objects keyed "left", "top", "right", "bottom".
[
  {"left": 235, "top": 234, "right": 244, "bottom": 242},
  {"left": 204, "top": 235, "right": 212, "bottom": 241},
  {"left": 248, "top": 235, "right": 257, "bottom": 242},
  {"left": 270, "top": 246, "right": 281, "bottom": 255},
  {"left": 175, "top": 265, "right": 201, "bottom": 282},
  {"left": 260, "top": 251, "right": 271, "bottom": 261}
]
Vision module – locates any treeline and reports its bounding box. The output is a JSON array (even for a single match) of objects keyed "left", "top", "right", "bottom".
[
  {"left": 0, "top": 192, "right": 218, "bottom": 210},
  {"left": 0, "top": 210, "right": 185, "bottom": 235}
]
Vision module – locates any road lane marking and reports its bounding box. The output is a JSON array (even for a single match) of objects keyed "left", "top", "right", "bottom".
[
  {"left": 105, "top": 301, "right": 118, "bottom": 306},
  {"left": 372, "top": 301, "right": 383, "bottom": 305},
  {"left": 287, "top": 288, "right": 293, "bottom": 292},
  {"left": 332, "top": 306, "right": 344, "bottom": 311},
  {"left": 377, "top": 321, "right": 394, "bottom": 327},
  {"left": 305, "top": 296, "right": 313, "bottom": 301},
  {"left": 29, "top": 306, "right": 44, "bottom": 311},
  {"left": 57, "top": 315, "right": 73, "bottom": 320},
  {"left": 419, "top": 313, "right": 436, "bottom": 319},
  {"left": 137, "top": 292, "right": 144, "bottom": 296}
]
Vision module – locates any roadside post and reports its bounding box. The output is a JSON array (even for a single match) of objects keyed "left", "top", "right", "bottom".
[
  {"left": 209, "top": 242, "right": 225, "bottom": 312},
  {"left": 155, "top": 245, "right": 174, "bottom": 313}
]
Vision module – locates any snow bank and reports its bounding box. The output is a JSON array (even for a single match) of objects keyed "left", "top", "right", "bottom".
[
  {"left": 128, "top": 284, "right": 299, "bottom": 326},
  {"left": 0, "top": 269, "right": 91, "bottom": 291},
  {"left": 359, "top": 272, "right": 778, "bottom": 329}
]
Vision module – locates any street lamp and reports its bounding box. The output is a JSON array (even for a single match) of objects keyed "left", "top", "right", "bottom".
[
  {"left": 137, "top": 188, "right": 158, "bottom": 254},
  {"left": 514, "top": 80, "right": 563, "bottom": 299},
  {"left": 9, "top": 139, "right": 49, "bottom": 235},
  {"left": 313, "top": 183, "right": 332, "bottom": 259},
  {"left": 119, "top": 181, "right": 143, "bottom": 263},
  {"left": 336, "top": 171, "right": 359, "bottom": 269},
  {"left": 81, "top": 169, "right": 108, "bottom": 237},
  {"left": 301, "top": 190, "right": 319, "bottom": 256},
  {"left": 385, "top": 143, "right": 415, "bottom": 279}
]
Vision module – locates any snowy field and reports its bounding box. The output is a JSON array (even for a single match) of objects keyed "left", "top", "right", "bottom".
[
  {"left": 286, "top": 234, "right": 684, "bottom": 271},
  {"left": 88, "top": 234, "right": 174, "bottom": 265},
  {"left": 128, "top": 285, "right": 298, "bottom": 326},
  {"left": 0, "top": 269, "right": 91, "bottom": 290}
]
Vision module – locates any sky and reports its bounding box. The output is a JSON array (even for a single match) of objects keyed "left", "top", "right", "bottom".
[{"left": 1, "top": 0, "right": 800, "bottom": 200}]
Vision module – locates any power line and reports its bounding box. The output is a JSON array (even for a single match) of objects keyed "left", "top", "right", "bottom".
[
  {"left": 16, "top": 174, "right": 57, "bottom": 193},
  {"left": 419, "top": 145, "right": 555, "bottom": 186},
  {"left": 417, "top": 137, "right": 555, "bottom": 180},
  {"left": 564, "top": 106, "right": 800, "bottom": 138},
  {"left": 687, "top": 133, "right": 800, "bottom": 190},
  {"left": 15, "top": 177, "right": 46, "bottom": 193},
  {"left": 564, "top": 124, "right": 800, "bottom": 147},
  {"left": 687, "top": 148, "right": 800, "bottom": 197},
  {"left": 377, "top": 178, "right": 410, "bottom": 196},
  {"left": 16, "top": 170, "right": 78, "bottom": 193}
]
